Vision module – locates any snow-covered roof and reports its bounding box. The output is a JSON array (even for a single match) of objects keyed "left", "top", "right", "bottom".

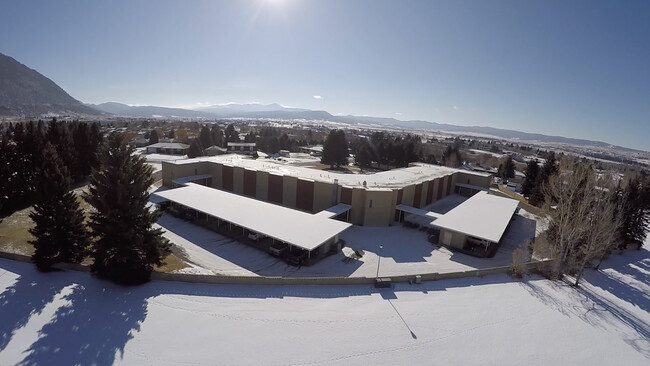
[
  {"left": 314, "top": 203, "right": 351, "bottom": 218},
  {"left": 167, "top": 154, "right": 489, "bottom": 189},
  {"left": 148, "top": 142, "right": 190, "bottom": 149},
  {"left": 172, "top": 174, "right": 212, "bottom": 185},
  {"left": 153, "top": 183, "right": 351, "bottom": 251},
  {"left": 432, "top": 191, "right": 519, "bottom": 243},
  {"left": 395, "top": 204, "right": 443, "bottom": 219}
]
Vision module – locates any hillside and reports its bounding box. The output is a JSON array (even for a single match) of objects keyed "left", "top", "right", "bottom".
[{"left": 0, "top": 53, "right": 100, "bottom": 117}]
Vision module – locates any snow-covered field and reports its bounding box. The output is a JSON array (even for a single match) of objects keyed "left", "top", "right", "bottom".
[{"left": 1, "top": 239, "right": 648, "bottom": 365}]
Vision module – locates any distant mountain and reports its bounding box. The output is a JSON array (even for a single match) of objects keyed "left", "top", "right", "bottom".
[
  {"left": 90, "top": 102, "right": 214, "bottom": 118},
  {"left": 93, "top": 102, "right": 331, "bottom": 120},
  {"left": 0, "top": 52, "right": 100, "bottom": 117},
  {"left": 196, "top": 103, "right": 308, "bottom": 114},
  {"left": 334, "top": 115, "right": 625, "bottom": 150}
]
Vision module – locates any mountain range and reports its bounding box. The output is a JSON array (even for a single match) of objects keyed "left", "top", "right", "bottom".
[{"left": 0, "top": 51, "right": 641, "bottom": 152}]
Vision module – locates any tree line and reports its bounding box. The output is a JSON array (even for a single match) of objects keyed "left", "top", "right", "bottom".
[
  {"left": 1, "top": 121, "right": 169, "bottom": 285},
  {"left": 0, "top": 119, "right": 102, "bottom": 214}
]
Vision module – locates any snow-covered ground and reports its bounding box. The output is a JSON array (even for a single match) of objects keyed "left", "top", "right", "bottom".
[
  {"left": 156, "top": 194, "right": 538, "bottom": 277},
  {"left": 1, "top": 239, "right": 648, "bottom": 365}
]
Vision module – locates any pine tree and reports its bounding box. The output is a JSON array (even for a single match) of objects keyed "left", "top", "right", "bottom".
[
  {"left": 188, "top": 138, "right": 204, "bottom": 158},
  {"left": 85, "top": 133, "right": 170, "bottom": 285},
  {"left": 521, "top": 160, "right": 540, "bottom": 197},
  {"left": 148, "top": 129, "right": 159, "bottom": 145},
  {"left": 198, "top": 125, "right": 213, "bottom": 148},
  {"left": 530, "top": 152, "right": 558, "bottom": 206},
  {"left": 321, "top": 129, "right": 348, "bottom": 168},
  {"left": 618, "top": 177, "right": 650, "bottom": 249},
  {"left": 355, "top": 142, "right": 373, "bottom": 171},
  {"left": 210, "top": 125, "right": 223, "bottom": 147},
  {"left": 29, "top": 143, "right": 89, "bottom": 271}
]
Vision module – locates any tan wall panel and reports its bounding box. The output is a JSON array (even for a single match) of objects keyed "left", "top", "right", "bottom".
[
  {"left": 233, "top": 166, "right": 244, "bottom": 195},
  {"left": 401, "top": 184, "right": 415, "bottom": 207},
  {"left": 362, "top": 189, "right": 393, "bottom": 226},
  {"left": 313, "top": 181, "right": 335, "bottom": 213},
  {"left": 457, "top": 172, "right": 492, "bottom": 188},
  {"left": 282, "top": 175, "right": 297, "bottom": 209},
  {"left": 348, "top": 188, "right": 366, "bottom": 225},
  {"left": 256, "top": 171, "right": 269, "bottom": 201},
  {"left": 162, "top": 161, "right": 208, "bottom": 188}
]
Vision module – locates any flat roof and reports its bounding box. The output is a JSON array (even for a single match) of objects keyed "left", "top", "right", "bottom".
[
  {"left": 395, "top": 204, "right": 443, "bottom": 219},
  {"left": 166, "top": 154, "right": 489, "bottom": 189},
  {"left": 153, "top": 183, "right": 351, "bottom": 251},
  {"left": 148, "top": 142, "right": 189, "bottom": 149},
  {"left": 172, "top": 174, "right": 212, "bottom": 185},
  {"left": 432, "top": 191, "right": 519, "bottom": 243},
  {"left": 314, "top": 203, "right": 351, "bottom": 218}
]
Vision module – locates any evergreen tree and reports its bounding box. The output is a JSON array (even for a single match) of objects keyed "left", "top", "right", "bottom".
[
  {"left": 497, "top": 156, "right": 516, "bottom": 180},
  {"left": 210, "top": 125, "right": 223, "bottom": 147},
  {"left": 354, "top": 142, "right": 373, "bottom": 171},
  {"left": 321, "top": 129, "right": 348, "bottom": 168},
  {"left": 198, "top": 125, "right": 213, "bottom": 148},
  {"left": 85, "top": 133, "right": 171, "bottom": 285},
  {"left": 46, "top": 118, "right": 75, "bottom": 177},
  {"left": 618, "top": 177, "right": 650, "bottom": 249},
  {"left": 521, "top": 160, "right": 540, "bottom": 197},
  {"left": 530, "top": 152, "right": 558, "bottom": 206},
  {"left": 225, "top": 124, "right": 240, "bottom": 144},
  {"left": 442, "top": 144, "right": 462, "bottom": 167},
  {"left": 148, "top": 129, "right": 159, "bottom": 145},
  {"left": 29, "top": 143, "right": 89, "bottom": 271},
  {"left": 188, "top": 138, "right": 204, "bottom": 158}
]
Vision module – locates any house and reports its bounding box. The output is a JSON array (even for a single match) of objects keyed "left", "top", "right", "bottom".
[
  {"left": 227, "top": 142, "right": 257, "bottom": 155},
  {"left": 146, "top": 142, "right": 190, "bottom": 155}
]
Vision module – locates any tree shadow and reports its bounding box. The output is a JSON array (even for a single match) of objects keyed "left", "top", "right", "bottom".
[
  {"left": 17, "top": 277, "right": 149, "bottom": 366},
  {"left": 523, "top": 276, "right": 650, "bottom": 359},
  {"left": 0, "top": 262, "right": 68, "bottom": 352}
]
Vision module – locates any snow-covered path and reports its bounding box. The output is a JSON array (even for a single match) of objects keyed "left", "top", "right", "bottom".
[{"left": 1, "top": 244, "right": 649, "bottom": 365}]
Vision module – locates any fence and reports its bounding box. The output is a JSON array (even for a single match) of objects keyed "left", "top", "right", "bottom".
[{"left": 0, "top": 250, "right": 554, "bottom": 286}]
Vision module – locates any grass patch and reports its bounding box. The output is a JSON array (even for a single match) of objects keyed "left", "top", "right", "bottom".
[
  {"left": 0, "top": 207, "right": 35, "bottom": 256},
  {"left": 155, "top": 253, "right": 189, "bottom": 273}
]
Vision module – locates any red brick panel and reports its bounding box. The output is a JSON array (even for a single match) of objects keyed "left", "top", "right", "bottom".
[
  {"left": 243, "top": 169, "right": 256, "bottom": 197},
  {"left": 222, "top": 166, "right": 233, "bottom": 192},
  {"left": 296, "top": 179, "right": 314, "bottom": 212},
  {"left": 426, "top": 180, "right": 434, "bottom": 205},
  {"left": 413, "top": 183, "right": 423, "bottom": 208},
  {"left": 437, "top": 177, "right": 444, "bottom": 200},
  {"left": 268, "top": 174, "right": 283, "bottom": 204},
  {"left": 340, "top": 187, "right": 352, "bottom": 205}
]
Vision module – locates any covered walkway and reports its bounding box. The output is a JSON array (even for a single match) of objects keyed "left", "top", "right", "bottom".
[{"left": 153, "top": 183, "right": 351, "bottom": 264}]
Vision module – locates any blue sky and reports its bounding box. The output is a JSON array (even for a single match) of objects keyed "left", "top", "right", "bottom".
[{"left": 1, "top": 0, "right": 649, "bottom": 150}]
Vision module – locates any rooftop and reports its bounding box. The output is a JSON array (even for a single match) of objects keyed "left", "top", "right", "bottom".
[
  {"left": 148, "top": 142, "right": 190, "bottom": 149},
  {"left": 167, "top": 154, "right": 489, "bottom": 189},
  {"left": 153, "top": 183, "right": 351, "bottom": 251},
  {"left": 432, "top": 191, "right": 519, "bottom": 243}
]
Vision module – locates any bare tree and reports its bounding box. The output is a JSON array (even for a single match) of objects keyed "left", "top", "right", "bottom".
[{"left": 542, "top": 160, "right": 624, "bottom": 286}]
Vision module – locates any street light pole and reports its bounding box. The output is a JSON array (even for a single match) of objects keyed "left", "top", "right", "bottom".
[{"left": 376, "top": 244, "right": 383, "bottom": 279}]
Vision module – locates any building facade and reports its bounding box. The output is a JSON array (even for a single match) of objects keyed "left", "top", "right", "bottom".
[{"left": 161, "top": 155, "right": 492, "bottom": 226}]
